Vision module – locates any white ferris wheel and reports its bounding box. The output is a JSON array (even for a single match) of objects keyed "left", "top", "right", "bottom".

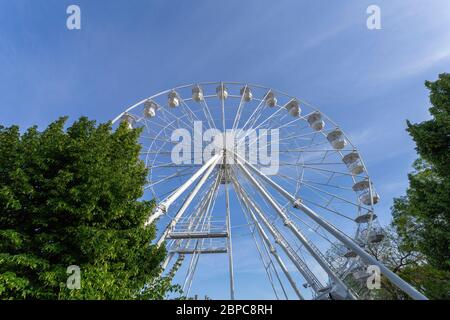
[{"left": 112, "top": 81, "right": 426, "bottom": 300}]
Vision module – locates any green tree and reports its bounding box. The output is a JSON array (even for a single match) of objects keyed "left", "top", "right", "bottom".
[
  {"left": 391, "top": 73, "right": 450, "bottom": 298},
  {"left": 0, "top": 117, "right": 177, "bottom": 299},
  {"left": 364, "top": 226, "right": 449, "bottom": 300}
]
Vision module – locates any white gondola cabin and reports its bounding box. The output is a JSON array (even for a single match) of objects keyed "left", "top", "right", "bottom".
[
  {"left": 285, "top": 99, "right": 301, "bottom": 117},
  {"left": 327, "top": 129, "right": 347, "bottom": 149},
  {"left": 352, "top": 180, "right": 380, "bottom": 205},
  {"left": 307, "top": 112, "right": 325, "bottom": 131},
  {"left": 342, "top": 152, "right": 364, "bottom": 175},
  {"left": 216, "top": 84, "right": 228, "bottom": 100},
  {"left": 143, "top": 99, "right": 159, "bottom": 118},
  {"left": 192, "top": 85, "right": 204, "bottom": 102},
  {"left": 352, "top": 267, "right": 370, "bottom": 281},
  {"left": 355, "top": 212, "right": 377, "bottom": 224},
  {"left": 121, "top": 113, "right": 135, "bottom": 129},
  {"left": 367, "top": 228, "right": 385, "bottom": 243},
  {"left": 168, "top": 90, "right": 180, "bottom": 108},
  {"left": 264, "top": 91, "right": 277, "bottom": 107},
  {"left": 240, "top": 86, "right": 253, "bottom": 102}
]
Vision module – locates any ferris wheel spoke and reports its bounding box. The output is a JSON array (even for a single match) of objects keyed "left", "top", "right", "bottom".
[
  {"left": 141, "top": 134, "right": 178, "bottom": 145},
  {"left": 269, "top": 173, "right": 303, "bottom": 192},
  {"left": 296, "top": 194, "right": 356, "bottom": 222},
  {"left": 243, "top": 99, "right": 307, "bottom": 140},
  {"left": 301, "top": 165, "right": 366, "bottom": 179},
  {"left": 276, "top": 130, "right": 323, "bottom": 144},
  {"left": 237, "top": 104, "right": 285, "bottom": 146},
  {"left": 231, "top": 85, "right": 247, "bottom": 131},
  {"left": 290, "top": 211, "right": 349, "bottom": 253},
  {"left": 275, "top": 161, "right": 343, "bottom": 167},
  {"left": 159, "top": 105, "right": 196, "bottom": 133},
  {"left": 142, "top": 116, "right": 182, "bottom": 175},
  {"left": 140, "top": 151, "right": 176, "bottom": 156},
  {"left": 258, "top": 112, "right": 307, "bottom": 134},
  {"left": 142, "top": 116, "right": 179, "bottom": 134},
  {"left": 239, "top": 92, "right": 269, "bottom": 133},
  {"left": 145, "top": 169, "right": 196, "bottom": 189},
  {"left": 244, "top": 129, "right": 315, "bottom": 153},
  {"left": 179, "top": 97, "right": 202, "bottom": 123},
  {"left": 242, "top": 101, "right": 268, "bottom": 133},
  {"left": 199, "top": 95, "right": 217, "bottom": 130},
  {"left": 300, "top": 181, "right": 362, "bottom": 209},
  {"left": 147, "top": 111, "right": 187, "bottom": 136},
  {"left": 149, "top": 163, "right": 202, "bottom": 169},
  {"left": 300, "top": 179, "right": 353, "bottom": 191}
]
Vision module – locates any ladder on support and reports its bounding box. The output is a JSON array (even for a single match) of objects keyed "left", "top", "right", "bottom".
[{"left": 166, "top": 219, "right": 229, "bottom": 255}]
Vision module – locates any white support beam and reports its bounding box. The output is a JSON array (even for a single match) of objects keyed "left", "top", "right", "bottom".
[
  {"left": 232, "top": 175, "right": 322, "bottom": 295},
  {"left": 160, "top": 166, "right": 223, "bottom": 276},
  {"left": 224, "top": 170, "right": 235, "bottom": 300},
  {"left": 156, "top": 155, "right": 221, "bottom": 247},
  {"left": 145, "top": 153, "right": 222, "bottom": 226}
]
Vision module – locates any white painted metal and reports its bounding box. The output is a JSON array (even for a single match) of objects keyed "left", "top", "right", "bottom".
[
  {"left": 232, "top": 176, "right": 317, "bottom": 297},
  {"left": 224, "top": 172, "right": 235, "bottom": 300},
  {"left": 144, "top": 153, "right": 221, "bottom": 226},
  {"left": 156, "top": 154, "right": 222, "bottom": 246},
  {"left": 113, "top": 81, "right": 427, "bottom": 300},
  {"left": 233, "top": 178, "right": 305, "bottom": 299}
]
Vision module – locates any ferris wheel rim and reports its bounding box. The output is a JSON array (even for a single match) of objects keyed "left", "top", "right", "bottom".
[{"left": 110, "top": 81, "right": 397, "bottom": 300}]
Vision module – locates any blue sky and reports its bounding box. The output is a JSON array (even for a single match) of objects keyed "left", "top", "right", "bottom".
[{"left": 1, "top": 0, "right": 449, "bottom": 299}]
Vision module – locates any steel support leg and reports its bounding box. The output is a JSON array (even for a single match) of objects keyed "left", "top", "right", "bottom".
[
  {"left": 233, "top": 177, "right": 322, "bottom": 295},
  {"left": 233, "top": 181, "right": 305, "bottom": 299},
  {"left": 224, "top": 171, "right": 235, "bottom": 300},
  {"left": 160, "top": 171, "right": 222, "bottom": 274},
  {"left": 145, "top": 153, "right": 222, "bottom": 226},
  {"left": 157, "top": 155, "right": 222, "bottom": 246}
]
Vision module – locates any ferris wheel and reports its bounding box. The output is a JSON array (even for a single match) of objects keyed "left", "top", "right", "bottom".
[{"left": 112, "top": 81, "right": 426, "bottom": 300}]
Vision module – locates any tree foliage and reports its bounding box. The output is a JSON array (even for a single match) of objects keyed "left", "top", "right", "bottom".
[
  {"left": 390, "top": 73, "right": 450, "bottom": 298},
  {"left": 365, "top": 227, "right": 449, "bottom": 300},
  {"left": 0, "top": 117, "right": 176, "bottom": 299},
  {"left": 326, "top": 227, "right": 450, "bottom": 299}
]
